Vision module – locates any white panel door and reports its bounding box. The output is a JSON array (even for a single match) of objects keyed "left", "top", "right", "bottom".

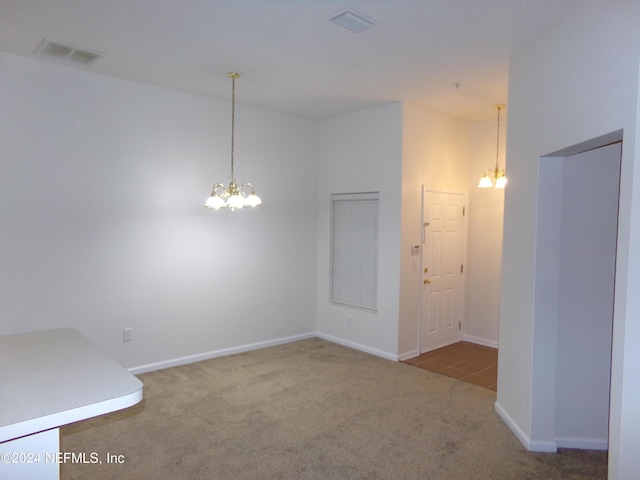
[{"left": 421, "top": 190, "right": 465, "bottom": 353}]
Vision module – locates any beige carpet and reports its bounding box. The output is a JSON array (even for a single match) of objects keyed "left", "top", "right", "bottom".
[{"left": 60, "top": 338, "right": 607, "bottom": 479}]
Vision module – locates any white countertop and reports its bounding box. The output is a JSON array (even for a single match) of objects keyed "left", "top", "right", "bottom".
[{"left": 0, "top": 328, "right": 143, "bottom": 443}]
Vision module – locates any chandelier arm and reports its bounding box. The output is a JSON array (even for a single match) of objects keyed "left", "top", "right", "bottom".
[{"left": 211, "top": 183, "right": 226, "bottom": 197}]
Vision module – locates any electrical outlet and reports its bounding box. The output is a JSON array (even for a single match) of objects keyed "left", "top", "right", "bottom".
[
  {"left": 347, "top": 315, "right": 353, "bottom": 327},
  {"left": 123, "top": 328, "right": 133, "bottom": 342}
]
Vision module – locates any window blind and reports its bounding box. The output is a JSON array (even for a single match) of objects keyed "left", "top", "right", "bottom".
[{"left": 331, "top": 192, "right": 379, "bottom": 311}]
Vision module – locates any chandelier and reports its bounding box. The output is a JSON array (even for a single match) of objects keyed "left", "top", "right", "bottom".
[
  {"left": 478, "top": 104, "right": 507, "bottom": 189},
  {"left": 205, "top": 72, "right": 262, "bottom": 210}
]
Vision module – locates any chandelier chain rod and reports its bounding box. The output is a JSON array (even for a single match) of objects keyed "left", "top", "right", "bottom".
[
  {"left": 230, "top": 74, "right": 236, "bottom": 182},
  {"left": 495, "top": 105, "right": 501, "bottom": 170}
]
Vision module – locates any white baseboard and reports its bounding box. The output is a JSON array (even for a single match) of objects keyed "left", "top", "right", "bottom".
[
  {"left": 401, "top": 337, "right": 498, "bottom": 358},
  {"left": 129, "top": 332, "right": 316, "bottom": 375},
  {"left": 314, "top": 332, "right": 398, "bottom": 361},
  {"left": 129, "top": 331, "right": 399, "bottom": 375},
  {"left": 129, "top": 332, "right": 498, "bottom": 376},
  {"left": 494, "top": 401, "right": 608, "bottom": 452},
  {"left": 463, "top": 335, "right": 499, "bottom": 349},
  {"left": 398, "top": 349, "right": 419, "bottom": 361},
  {"left": 555, "top": 436, "right": 608, "bottom": 451},
  {"left": 494, "top": 401, "right": 558, "bottom": 453}
]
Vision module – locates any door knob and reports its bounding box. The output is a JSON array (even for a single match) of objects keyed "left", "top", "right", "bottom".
[{"left": 424, "top": 279, "right": 431, "bottom": 284}]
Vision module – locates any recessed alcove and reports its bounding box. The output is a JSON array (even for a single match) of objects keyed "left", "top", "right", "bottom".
[{"left": 533, "top": 130, "right": 622, "bottom": 450}]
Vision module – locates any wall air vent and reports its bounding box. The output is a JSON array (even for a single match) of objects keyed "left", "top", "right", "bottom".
[
  {"left": 330, "top": 10, "right": 376, "bottom": 33},
  {"left": 34, "top": 38, "right": 104, "bottom": 66}
]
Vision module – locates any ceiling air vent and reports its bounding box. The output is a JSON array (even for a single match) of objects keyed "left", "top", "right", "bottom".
[
  {"left": 330, "top": 10, "right": 376, "bottom": 33},
  {"left": 34, "top": 38, "right": 104, "bottom": 66}
]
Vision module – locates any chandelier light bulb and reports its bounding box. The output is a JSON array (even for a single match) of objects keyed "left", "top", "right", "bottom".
[
  {"left": 245, "top": 192, "right": 262, "bottom": 207},
  {"left": 494, "top": 170, "right": 507, "bottom": 189},
  {"left": 478, "top": 171, "right": 494, "bottom": 188},
  {"left": 205, "top": 194, "right": 225, "bottom": 210}
]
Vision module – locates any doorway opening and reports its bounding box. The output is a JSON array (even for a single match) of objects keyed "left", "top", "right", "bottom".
[{"left": 533, "top": 131, "right": 622, "bottom": 451}]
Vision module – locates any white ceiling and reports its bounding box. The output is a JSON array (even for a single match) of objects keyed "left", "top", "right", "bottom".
[{"left": 0, "top": 0, "right": 577, "bottom": 121}]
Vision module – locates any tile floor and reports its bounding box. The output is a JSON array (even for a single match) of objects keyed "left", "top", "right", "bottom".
[{"left": 402, "top": 341, "right": 498, "bottom": 391}]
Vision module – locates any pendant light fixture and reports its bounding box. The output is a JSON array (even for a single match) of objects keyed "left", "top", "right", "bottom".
[
  {"left": 478, "top": 104, "right": 507, "bottom": 189},
  {"left": 205, "top": 72, "right": 261, "bottom": 210}
]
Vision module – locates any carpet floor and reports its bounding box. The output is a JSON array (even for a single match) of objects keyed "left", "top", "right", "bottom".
[{"left": 60, "top": 338, "right": 608, "bottom": 479}]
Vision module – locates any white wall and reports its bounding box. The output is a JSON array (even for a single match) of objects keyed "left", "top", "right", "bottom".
[
  {"left": 496, "top": 1, "right": 640, "bottom": 477},
  {"left": 464, "top": 117, "right": 506, "bottom": 347},
  {"left": 0, "top": 52, "right": 319, "bottom": 370},
  {"left": 398, "top": 102, "right": 470, "bottom": 358},
  {"left": 315, "top": 104, "right": 403, "bottom": 359}
]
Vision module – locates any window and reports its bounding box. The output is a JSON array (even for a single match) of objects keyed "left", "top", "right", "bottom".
[{"left": 331, "top": 192, "right": 379, "bottom": 311}]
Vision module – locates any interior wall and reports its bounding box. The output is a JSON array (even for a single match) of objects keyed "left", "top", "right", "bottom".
[
  {"left": 315, "top": 103, "right": 403, "bottom": 359},
  {"left": 496, "top": 1, "right": 640, "bottom": 476},
  {"left": 398, "top": 102, "right": 470, "bottom": 358},
  {"left": 0, "top": 52, "right": 319, "bottom": 370},
  {"left": 464, "top": 116, "right": 506, "bottom": 348}
]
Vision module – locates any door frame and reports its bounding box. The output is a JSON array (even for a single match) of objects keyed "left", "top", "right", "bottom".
[{"left": 419, "top": 187, "right": 468, "bottom": 354}]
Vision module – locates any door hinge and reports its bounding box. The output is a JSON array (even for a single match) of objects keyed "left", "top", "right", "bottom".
[
  {"left": 460, "top": 264, "right": 464, "bottom": 273},
  {"left": 463, "top": 206, "right": 465, "bottom": 216},
  {"left": 458, "top": 321, "right": 462, "bottom": 330}
]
